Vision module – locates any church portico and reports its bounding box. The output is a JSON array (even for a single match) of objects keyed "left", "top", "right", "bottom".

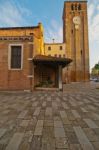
[{"left": 33, "top": 55, "right": 72, "bottom": 90}]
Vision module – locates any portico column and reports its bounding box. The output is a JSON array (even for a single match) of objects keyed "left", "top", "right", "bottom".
[{"left": 58, "top": 65, "right": 63, "bottom": 90}]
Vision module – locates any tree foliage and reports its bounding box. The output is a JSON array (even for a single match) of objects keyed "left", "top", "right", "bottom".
[{"left": 95, "top": 63, "right": 99, "bottom": 70}]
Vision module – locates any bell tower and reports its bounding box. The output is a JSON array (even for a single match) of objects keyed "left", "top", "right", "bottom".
[{"left": 63, "top": 0, "right": 90, "bottom": 82}]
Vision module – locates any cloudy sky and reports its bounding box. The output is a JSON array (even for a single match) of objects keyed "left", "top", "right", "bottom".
[{"left": 0, "top": 0, "right": 99, "bottom": 71}]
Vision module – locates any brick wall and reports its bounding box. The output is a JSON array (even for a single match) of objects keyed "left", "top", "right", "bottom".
[{"left": 0, "top": 41, "right": 33, "bottom": 90}]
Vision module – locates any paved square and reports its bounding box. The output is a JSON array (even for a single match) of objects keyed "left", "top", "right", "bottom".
[{"left": 0, "top": 83, "right": 99, "bottom": 150}]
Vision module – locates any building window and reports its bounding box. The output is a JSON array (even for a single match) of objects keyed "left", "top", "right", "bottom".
[
  {"left": 48, "top": 46, "right": 51, "bottom": 50},
  {"left": 59, "top": 54, "right": 61, "bottom": 58},
  {"left": 9, "top": 45, "right": 23, "bottom": 69},
  {"left": 54, "top": 54, "right": 57, "bottom": 57},
  {"left": 78, "top": 4, "right": 81, "bottom": 10},
  {"left": 63, "top": 54, "right": 66, "bottom": 58},
  {"left": 71, "top": 4, "right": 74, "bottom": 11},
  {"left": 60, "top": 46, "right": 63, "bottom": 50},
  {"left": 30, "top": 33, "right": 33, "bottom": 35},
  {"left": 71, "top": 29, "right": 73, "bottom": 34},
  {"left": 75, "top": 4, "right": 77, "bottom": 10}
]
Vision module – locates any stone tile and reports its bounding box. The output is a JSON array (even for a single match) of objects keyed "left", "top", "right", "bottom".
[
  {"left": 93, "top": 128, "right": 99, "bottom": 138},
  {"left": 83, "top": 128, "right": 99, "bottom": 142},
  {"left": 18, "top": 110, "right": 28, "bottom": 119},
  {"left": 30, "top": 136, "right": 42, "bottom": 150},
  {"left": 34, "top": 127, "right": 43, "bottom": 136},
  {"left": 0, "top": 129, "right": 7, "bottom": 138},
  {"left": 55, "top": 137, "right": 68, "bottom": 149},
  {"left": 92, "top": 113, "right": 99, "bottom": 120},
  {"left": 84, "top": 119, "right": 99, "bottom": 129},
  {"left": 60, "top": 111, "right": 67, "bottom": 118},
  {"left": 80, "top": 107, "right": 88, "bottom": 113},
  {"left": 54, "top": 128, "right": 66, "bottom": 138},
  {"left": 43, "top": 127, "right": 54, "bottom": 138},
  {"left": 44, "top": 120, "right": 53, "bottom": 127},
  {"left": 36, "top": 120, "right": 43, "bottom": 127},
  {"left": 41, "top": 137, "right": 55, "bottom": 150},
  {"left": 20, "top": 120, "right": 29, "bottom": 127},
  {"left": 33, "top": 107, "right": 41, "bottom": 116},
  {"left": 69, "top": 144, "right": 82, "bottom": 150},
  {"left": 45, "top": 107, "right": 52, "bottom": 117},
  {"left": 73, "top": 126, "right": 94, "bottom": 150},
  {"left": 71, "top": 110, "right": 81, "bottom": 119},
  {"left": 54, "top": 121, "right": 63, "bottom": 128},
  {"left": 5, "top": 133, "right": 24, "bottom": 150},
  {"left": 92, "top": 141, "right": 99, "bottom": 150},
  {"left": 67, "top": 131, "right": 79, "bottom": 144},
  {"left": 0, "top": 83, "right": 98, "bottom": 150}
]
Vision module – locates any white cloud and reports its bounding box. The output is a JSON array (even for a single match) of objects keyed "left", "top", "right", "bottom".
[
  {"left": 0, "top": 1, "right": 31, "bottom": 27},
  {"left": 45, "top": 20, "right": 63, "bottom": 43}
]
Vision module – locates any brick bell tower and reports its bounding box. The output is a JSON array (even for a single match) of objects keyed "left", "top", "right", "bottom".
[{"left": 63, "top": 0, "right": 90, "bottom": 82}]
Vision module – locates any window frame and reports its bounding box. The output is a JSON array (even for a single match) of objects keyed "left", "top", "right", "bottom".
[
  {"left": 48, "top": 46, "right": 51, "bottom": 51},
  {"left": 78, "top": 4, "right": 81, "bottom": 10},
  {"left": 8, "top": 44, "right": 23, "bottom": 70},
  {"left": 60, "top": 46, "right": 63, "bottom": 50},
  {"left": 71, "top": 4, "right": 74, "bottom": 11}
]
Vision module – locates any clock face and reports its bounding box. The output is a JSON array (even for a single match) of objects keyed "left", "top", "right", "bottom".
[{"left": 73, "top": 16, "right": 81, "bottom": 25}]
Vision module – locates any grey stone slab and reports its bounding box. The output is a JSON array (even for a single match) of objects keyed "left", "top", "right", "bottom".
[
  {"left": 73, "top": 126, "right": 94, "bottom": 150},
  {"left": 55, "top": 137, "right": 68, "bottom": 149},
  {"left": 33, "top": 107, "right": 41, "bottom": 116},
  {"left": 0, "top": 129, "right": 7, "bottom": 138},
  {"left": 2, "top": 110, "right": 10, "bottom": 114},
  {"left": 54, "top": 128, "right": 66, "bottom": 138},
  {"left": 70, "top": 144, "right": 82, "bottom": 150},
  {"left": 43, "top": 127, "right": 54, "bottom": 138},
  {"left": 83, "top": 128, "right": 99, "bottom": 142},
  {"left": 41, "top": 137, "right": 55, "bottom": 150},
  {"left": 30, "top": 136, "right": 42, "bottom": 150},
  {"left": 60, "top": 111, "right": 67, "bottom": 118},
  {"left": 20, "top": 120, "right": 29, "bottom": 127},
  {"left": 92, "top": 141, "right": 99, "bottom": 150},
  {"left": 32, "top": 102, "right": 38, "bottom": 107},
  {"left": 92, "top": 113, "right": 99, "bottom": 120},
  {"left": 44, "top": 120, "right": 53, "bottom": 127},
  {"left": 88, "top": 105, "right": 96, "bottom": 110},
  {"left": 6, "top": 133, "right": 24, "bottom": 150},
  {"left": 52, "top": 102, "right": 58, "bottom": 109},
  {"left": 81, "top": 107, "right": 88, "bottom": 112},
  {"left": 62, "top": 102, "right": 69, "bottom": 109},
  {"left": 45, "top": 107, "right": 52, "bottom": 117},
  {"left": 71, "top": 110, "right": 81, "bottom": 118},
  {"left": 66, "top": 131, "right": 79, "bottom": 144},
  {"left": 84, "top": 119, "right": 99, "bottom": 129},
  {"left": 54, "top": 121, "right": 63, "bottom": 128},
  {"left": 34, "top": 127, "right": 43, "bottom": 136},
  {"left": 69, "top": 100, "right": 77, "bottom": 107},
  {"left": 18, "top": 110, "right": 28, "bottom": 119},
  {"left": 42, "top": 102, "right": 46, "bottom": 107},
  {"left": 36, "top": 120, "right": 43, "bottom": 127}
]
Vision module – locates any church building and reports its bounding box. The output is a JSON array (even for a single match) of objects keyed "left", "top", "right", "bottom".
[{"left": 0, "top": 0, "right": 89, "bottom": 91}]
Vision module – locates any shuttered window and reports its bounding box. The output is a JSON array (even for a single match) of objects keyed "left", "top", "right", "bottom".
[{"left": 11, "top": 46, "right": 22, "bottom": 69}]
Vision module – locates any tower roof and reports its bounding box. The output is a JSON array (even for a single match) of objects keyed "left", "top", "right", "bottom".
[{"left": 65, "top": 0, "right": 87, "bottom": 2}]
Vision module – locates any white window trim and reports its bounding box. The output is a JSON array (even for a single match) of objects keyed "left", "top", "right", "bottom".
[
  {"left": 27, "top": 58, "right": 33, "bottom": 61},
  {"left": 8, "top": 44, "right": 23, "bottom": 70}
]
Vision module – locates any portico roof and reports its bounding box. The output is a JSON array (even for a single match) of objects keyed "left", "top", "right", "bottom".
[{"left": 33, "top": 55, "right": 72, "bottom": 67}]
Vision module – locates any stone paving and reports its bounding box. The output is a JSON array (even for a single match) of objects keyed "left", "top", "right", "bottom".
[{"left": 0, "top": 83, "right": 99, "bottom": 150}]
